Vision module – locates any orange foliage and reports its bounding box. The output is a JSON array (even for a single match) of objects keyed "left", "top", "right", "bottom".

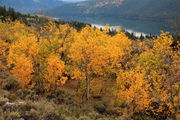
[
  {"left": 115, "top": 32, "right": 179, "bottom": 117},
  {"left": 69, "top": 25, "right": 132, "bottom": 101},
  {"left": 116, "top": 67, "right": 151, "bottom": 111},
  {"left": 10, "top": 55, "right": 34, "bottom": 88},
  {"left": 44, "top": 54, "right": 67, "bottom": 90},
  {"left": 0, "top": 20, "right": 179, "bottom": 118}
]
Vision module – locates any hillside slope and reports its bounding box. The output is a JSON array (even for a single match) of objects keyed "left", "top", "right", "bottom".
[
  {"left": 43, "top": 0, "right": 180, "bottom": 20},
  {"left": 0, "top": 0, "right": 67, "bottom": 13}
]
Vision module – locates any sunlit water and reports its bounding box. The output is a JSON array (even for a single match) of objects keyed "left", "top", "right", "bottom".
[
  {"left": 55, "top": 16, "right": 173, "bottom": 37},
  {"left": 91, "top": 24, "right": 147, "bottom": 37}
]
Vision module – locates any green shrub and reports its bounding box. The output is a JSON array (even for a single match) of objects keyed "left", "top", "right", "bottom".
[
  {"left": 16, "top": 89, "right": 39, "bottom": 101},
  {"left": 2, "top": 75, "right": 19, "bottom": 91},
  {"left": 78, "top": 116, "right": 91, "bottom": 120},
  {"left": 42, "top": 111, "right": 61, "bottom": 120},
  {"left": 5, "top": 112, "right": 21, "bottom": 120},
  {"left": 86, "top": 111, "right": 102, "bottom": 120},
  {"left": 22, "top": 109, "right": 39, "bottom": 120},
  {"left": 94, "top": 101, "right": 109, "bottom": 115},
  {"left": 0, "top": 89, "right": 10, "bottom": 97},
  {"left": 0, "top": 108, "right": 5, "bottom": 120},
  {"left": 0, "top": 96, "right": 9, "bottom": 106},
  {"left": 35, "top": 100, "right": 63, "bottom": 120},
  {"left": 46, "top": 90, "right": 74, "bottom": 105}
]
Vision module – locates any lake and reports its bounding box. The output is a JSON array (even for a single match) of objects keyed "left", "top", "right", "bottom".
[{"left": 56, "top": 16, "right": 173, "bottom": 37}]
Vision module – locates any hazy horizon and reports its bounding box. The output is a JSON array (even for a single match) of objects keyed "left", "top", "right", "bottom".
[{"left": 63, "top": 0, "right": 87, "bottom": 1}]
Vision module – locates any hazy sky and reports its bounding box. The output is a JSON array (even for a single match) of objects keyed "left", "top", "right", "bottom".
[
  {"left": 63, "top": 0, "right": 87, "bottom": 2},
  {"left": 33, "top": 0, "right": 87, "bottom": 2}
]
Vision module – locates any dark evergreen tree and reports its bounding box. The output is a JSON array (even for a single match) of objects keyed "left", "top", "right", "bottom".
[
  {"left": 0, "top": 6, "right": 23, "bottom": 21},
  {"left": 140, "top": 34, "right": 145, "bottom": 41}
]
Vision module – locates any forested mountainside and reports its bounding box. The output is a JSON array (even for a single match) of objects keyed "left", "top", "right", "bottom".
[
  {"left": 0, "top": 0, "right": 67, "bottom": 13},
  {"left": 43, "top": 0, "right": 180, "bottom": 21}
]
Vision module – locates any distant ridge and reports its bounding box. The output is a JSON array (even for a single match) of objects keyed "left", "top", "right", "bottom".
[
  {"left": 0, "top": 0, "right": 67, "bottom": 13},
  {"left": 42, "top": 0, "right": 180, "bottom": 21}
]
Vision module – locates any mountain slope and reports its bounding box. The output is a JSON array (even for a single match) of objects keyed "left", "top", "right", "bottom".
[
  {"left": 43, "top": 0, "right": 180, "bottom": 20},
  {"left": 0, "top": 0, "right": 67, "bottom": 13}
]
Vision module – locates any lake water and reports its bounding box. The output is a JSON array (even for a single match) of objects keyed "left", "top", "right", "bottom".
[{"left": 56, "top": 16, "right": 173, "bottom": 36}]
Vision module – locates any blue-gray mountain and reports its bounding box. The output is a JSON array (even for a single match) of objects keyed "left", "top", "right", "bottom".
[
  {"left": 0, "top": 0, "right": 67, "bottom": 13},
  {"left": 42, "top": 0, "right": 180, "bottom": 21}
]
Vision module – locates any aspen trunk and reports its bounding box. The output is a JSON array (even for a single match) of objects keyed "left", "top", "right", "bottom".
[{"left": 86, "top": 75, "right": 90, "bottom": 102}]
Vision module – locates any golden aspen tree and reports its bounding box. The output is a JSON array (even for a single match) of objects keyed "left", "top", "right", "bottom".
[
  {"left": 170, "top": 50, "right": 180, "bottom": 120},
  {"left": 115, "top": 31, "right": 179, "bottom": 118},
  {"left": 124, "top": 32, "right": 179, "bottom": 118},
  {"left": 127, "top": 38, "right": 169, "bottom": 115},
  {"left": 8, "top": 34, "right": 38, "bottom": 88},
  {"left": 69, "top": 25, "right": 132, "bottom": 102},
  {"left": 116, "top": 67, "right": 151, "bottom": 111},
  {"left": 39, "top": 22, "right": 61, "bottom": 44},
  {"left": 10, "top": 55, "right": 34, "bottom": 88},
  {"left": 151, "top": 32, "right": 180, "bottom": 119},
  {"left": 38, "top": 22, "right": 66, "bottom": 59},
  {"left": 69, "top": 26, "right": 104, "bottom": 102},
  {"left": 6, "top": 21, "right": 69, "bottom": 91},
  {"left": 8, "top": 34, "right": 38, "bottom": 64},
  {"left": 44, "top": 54, "right": 67, "bottom": 91},
  {"left": 36, "top": 23, "right": 71, "bottom": 91},
  {"left": 106, "top": 28, "right": 132, "bottom": 70},
  {"left": 0, "top": 22, "right": 11, "bottom": 41},
  {"left": 138, "top": 51, "right": 167, "bottom": 103},
  {"left": 58, "top": 24, "right": 77, "bottom": 62},
  {"left": 0, "top": 21, "right": 35, "bottom": 46},
  {"left": 37, "top": 23, "right": 62, "bottom": 74}
]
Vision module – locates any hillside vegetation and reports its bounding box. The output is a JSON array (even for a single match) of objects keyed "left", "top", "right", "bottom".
[
  {"left": 0, "top": 15, "right": 179, "bottom": 119},
  {"left": 0, "top": 4, "right": 180, "bottom": 119}
]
